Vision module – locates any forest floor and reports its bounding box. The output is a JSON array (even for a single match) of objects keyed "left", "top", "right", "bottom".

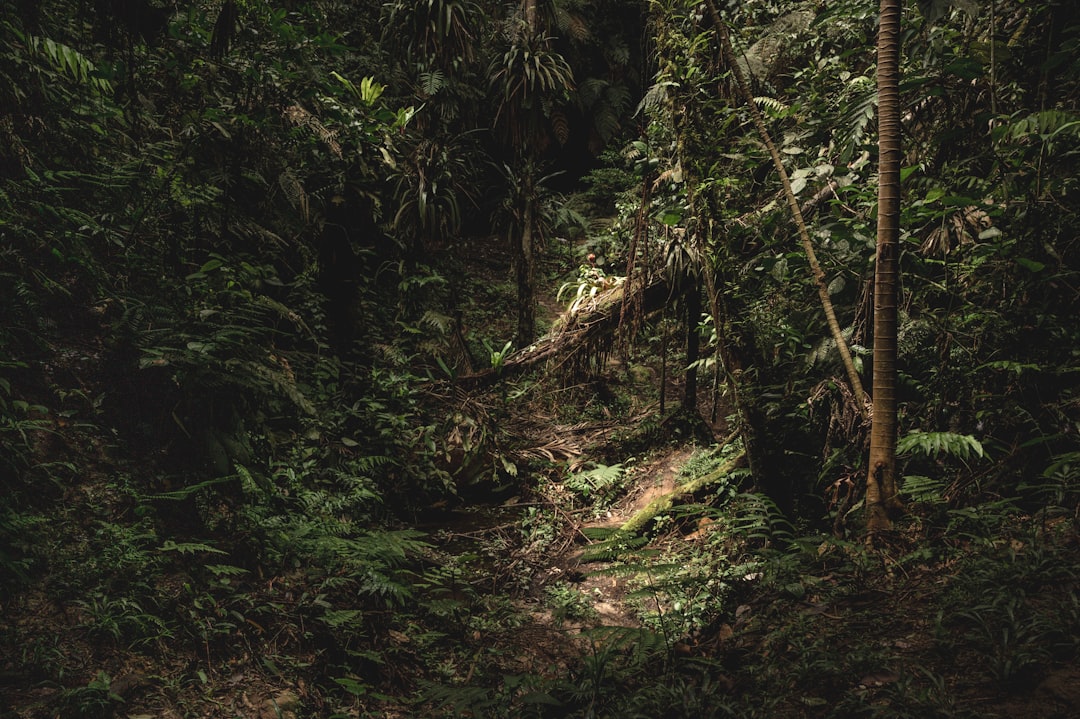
[
  {"left": 2, "top": 239, "right": 1079, "bottom": 718},
  {"left": 408, "top": 408, "right": 1080, "bottom": 719},
  {"left": 4, "top": 416, "right": 1079, "bottom": 718},
  {"left": 399, "top": 237, "right": 1080, "bottom": 718}
]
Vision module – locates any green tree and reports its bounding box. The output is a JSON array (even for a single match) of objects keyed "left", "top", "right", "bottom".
[
  {"left": 383, "top": 0, "right": 488, "bottom": 258},
  {"left": 489, "top": 1, "right": 575, "bottom": 344}
]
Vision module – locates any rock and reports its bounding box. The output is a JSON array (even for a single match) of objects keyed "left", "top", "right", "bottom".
[{"left": 260, "top": 689, "right": 300, "bottom": 719}]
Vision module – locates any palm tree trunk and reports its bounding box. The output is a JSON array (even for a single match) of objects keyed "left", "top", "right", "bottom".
[
  {"left": 866, "top": 0, "right": 904, "bottom": 534},
  {"left": 523, "top": 0, "right": 537, "bottom": 30}
]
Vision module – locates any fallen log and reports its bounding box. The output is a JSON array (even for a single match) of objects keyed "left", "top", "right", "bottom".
[
  {"left": 458, "top": 277, "right": 683, "bottom": 387},
  {"left": 619, "top": 442, "right": 745, "bottom": 534}
]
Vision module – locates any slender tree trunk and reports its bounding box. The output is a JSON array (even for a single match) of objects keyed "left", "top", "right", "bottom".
[
  {"left": 702, "top": 264, "right": 791, "bottom": 514},
  {"left": 704, "top": 0, "right": 868, "bottom": 419},
  {"left": 866, "top": 0, "right": 904, "bottom": 534},
  {"left": 659, "top": 312, "right": 668, "bottom": 415},
  {"left": 682, "top": 277, "right": 701, "bottom": 410},
  {"left": 516, "top": 185, "right": 536, "bottom": 346},
  {"left": 511, "top": 0, "right": 540, "bottom": 347}
]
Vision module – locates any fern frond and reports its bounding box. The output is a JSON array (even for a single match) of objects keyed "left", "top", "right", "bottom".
[
  {"left": 578, "top": 77, "right": 607, "bottom": 106},
  {"left": 418, "top": 681, "right": 496, "bottom": 716},
  {"left": 897, "top": 431, "right": 985, "bottom": 462},
  {"left": 635, "top": 81, "right": 677, "bottom": 117},
  {"left": 551, "top": 109, "right": 570, "bottom": 145},
  {"left": 420, "top": 310, "right": 452, "bottom": 336},
  {"left": 753, "top": 95, "right": 789, "bottom": 118},
  {"left": 282, "top": 103, "right": 342, "bottom": 157},
  {"left": 159, "top": 539, "right": 227, "bottom": 555},
  {"left": 835, "top": 76, "right": 876, "bottom": 162},
  {"left": 579, "top": 532, "right": 652, "bottom": 562},
  {"left": 555, "top": 7, "right": 590, "bottom": 42},
  {"left": 581, "top": 625, "right": 666, "bottom": 657},
  {"left": 320, "top": 608, "right": 364, "bottom": 629},
  {"left": 277, "top": 170, "right": 309, "bottom": 221},
  {"left": 235, "top": 360, "right": 316, "bottom": 415},
  {"left": 606, "top": 83, "right": 632, "bottom": 114},
  {"left": 730, "top": 493, "right": 795, "bottom": 545},
  {"left": 26, "top": 35, "right": 113, "bottom": 95},
  {"left": 564, "top": 462, "right": 624, "bottom": 498},
  {"left": 1004, "top": 109, "right": 1080, "bottom": 141},
  {"left": 900, "top": 474, "right": 948, "bottom": 503},
  {"left": 592, "top": 106, "right": 621, "bottom": 144},
  {"left": 418, "top": 69, "right": 447, "bottom": 96}
]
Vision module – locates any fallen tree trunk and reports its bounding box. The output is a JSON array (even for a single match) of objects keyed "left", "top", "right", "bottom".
[
  {"left": 458, "top": 277, "right": 682, "bottom": 387},
  {"left": 620, "top": 444, "right": 746, "bottom": 534}
]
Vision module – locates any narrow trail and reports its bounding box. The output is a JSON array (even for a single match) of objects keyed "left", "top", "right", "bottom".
[
  {"left": 423, "top": 406, "right": 719, "bottom": 675},
  {"left": 550, "top": 445, "right": 700, "bottom": 628},
  {"left": 417, "top": 236, "right": 738, "bottom": 678}
]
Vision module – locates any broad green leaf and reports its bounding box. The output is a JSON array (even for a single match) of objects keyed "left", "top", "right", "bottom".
[{"left": 659, "top": 209, "right": 682, "bottom": 225}]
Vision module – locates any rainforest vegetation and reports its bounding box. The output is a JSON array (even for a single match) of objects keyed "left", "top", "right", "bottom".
[{"left": 2, "top": 0, "right": 1079, "bottom": 717}]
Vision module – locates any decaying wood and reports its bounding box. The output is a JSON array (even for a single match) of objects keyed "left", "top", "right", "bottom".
[
  {"left": 620, "top": 434, "right": 745, "bottom": 534},
  {"left": 458, "top": 278, "right": 683, "bottom": 387}
]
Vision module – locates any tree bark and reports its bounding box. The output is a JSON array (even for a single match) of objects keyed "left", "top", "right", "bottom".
[
  {"left": 513, "top": 0, "right": 540, "bottom": 347},
  {"left": 516, "top": 183, "right": 536, "bottom": 346},
  {"left": 866, "top": 0, "right": 904, "bottom": 534},
  {"left": 682, "top": 277, "right": 701, "bottom": 410}
]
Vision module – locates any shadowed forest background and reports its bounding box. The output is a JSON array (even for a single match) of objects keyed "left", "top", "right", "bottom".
[{"left": 2, "top": 0, "right": 1079, "bottom": 717}]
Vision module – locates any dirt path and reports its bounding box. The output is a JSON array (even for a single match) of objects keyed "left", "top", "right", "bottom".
[{"left": 568, "top": 445, "right": 698, "bottom": 626}]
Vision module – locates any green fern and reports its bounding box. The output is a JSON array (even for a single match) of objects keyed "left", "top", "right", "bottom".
[
  {"left": 635, "top": 80, "right": 677, "bottom": 117},
  {"left": 320, "top": 608, "right": 364, "bottom": 629},
  {"left": 1018, "top": 451, "right": 1080, "bottom": 508},
  {"left": 579, "top": 528, "right": 651, "bottom": 563},
  {"left": 897, "top": 431, "right": 984, "bottom": 462},
  {"left": 144, "top": 476, "right": 237, "bottom": 502},
  {"left": 417, "top": 680, "right": 505, "bottom": 717},
  {"left": 582, "top": 625, "right": 667, "bottom": 656},
  {"left": 730, "top": 493, "right": 794, "bottom": 546},
  {"left": 564, "top": 462, "right": 624, "bottom": 500},
  {"left": 753, "top": 95, "right": 790, "bottom": 118},
  {"left": 1001, "top": 109, "right": 1080, "bottom": 143},
  {"left": 26, "top": 34, "right": 113, "bottom": 95},
  {"left": 977, "top": 360, "right": 1040, "bottom": 375},
  {"left": 418, "top": 69, "right": 447, "bottom": 96},
  {"left": 900, "top": 474, "right": 948, "bottom": 503},
  {"left": 420, "top": 310, "right": 453, "bottom": 335},
  {"left": 158, "top": 539, "right": 227, "bottom": 556},
  {"left": 835, "top": 76, "right": 876, "bottom": 162}
]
